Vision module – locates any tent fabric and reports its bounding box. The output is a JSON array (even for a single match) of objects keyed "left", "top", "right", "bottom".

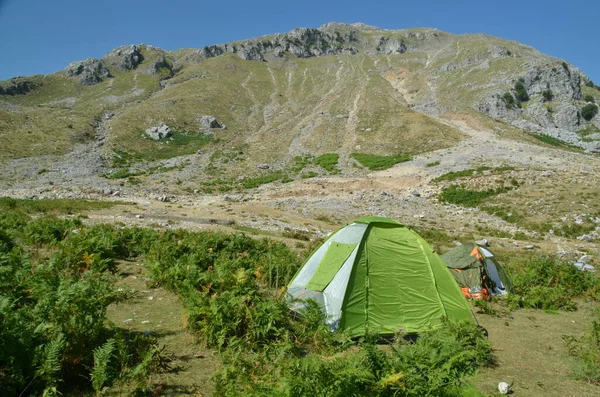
[
  {"left": 287, "top": 218, "right": 473, "bottom": 337},
  {"left": 441, "top": 243, "right": 514, "bottom": 297},
  {"left": 306, "top": 242, "right": 357, "bottom": 291}
]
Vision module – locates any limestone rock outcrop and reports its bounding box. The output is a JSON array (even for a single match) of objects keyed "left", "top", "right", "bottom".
[{"left": 64, "top": 58, "right": 111, "bottom": 85}]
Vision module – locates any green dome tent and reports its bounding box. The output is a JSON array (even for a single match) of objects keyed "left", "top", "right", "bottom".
[
  {"left": 287, "top": 217, "right": 473, "bottom": 337},
  {"left": 441, "top": 242, "right": 513, "bottom": 300}
]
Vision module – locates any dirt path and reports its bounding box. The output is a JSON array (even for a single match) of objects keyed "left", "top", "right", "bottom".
[{"left": 107, "top": 261, "right": 218, "bottom": 396}]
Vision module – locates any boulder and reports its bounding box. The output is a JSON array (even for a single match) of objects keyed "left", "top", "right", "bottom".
[
  {"left": 553, "top": 104, "right": 580, "bottom": 130},
  {"left": 199, "top": 115, "right": 225, "bottom": 130},
  {"left": 145, "top": 123, "right": 172, "bottom": 140},
  {"left": 64, "top": 58, "right": 111, "bottom": 85}
]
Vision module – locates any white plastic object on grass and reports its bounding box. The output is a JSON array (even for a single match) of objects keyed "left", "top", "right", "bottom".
[
  {"left": 573, "top": 262, "right": 595, "bottom": 271},
  {"left": 498, "top": 381, "right": 511, "bottom": 395}
]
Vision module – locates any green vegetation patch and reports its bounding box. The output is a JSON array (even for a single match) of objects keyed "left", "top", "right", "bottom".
[
  {"left": 578, "top": 124, "right": 600, "bottom": 140},
  {"left": 504, "top": 256, "right": 600, "bottom": 312},
  {"left": 532, "top": 133, "right": 579, "bottom": 149},
  {"left": 351, "top": 153, "right": 412, "bottom": 171},
  {"left": 0, "top": 209, "right": 496, "bottom": 396},
  {"left": 313, "top": 153, "right": 340, "bottom": 173},
  {"left": 292, "top": 155, "right": 313, "bottom": 172},
  {"left": 0, "top": 197, "right": 118, "bottom": 214},
  {"left": 439, "top": 185, "right": 514, "bottom": 207},
  {"left": 241, "top": 170, "right": 292, "bottom": 189},
  {"left": 0, "top": 213, "right": 171, "bottom": 396},
  {"left": 142, "top": 129, "right": 215, "bottom": 161},
  {"left": 514, "top": 78, "right": 529, "bottom": 102}
]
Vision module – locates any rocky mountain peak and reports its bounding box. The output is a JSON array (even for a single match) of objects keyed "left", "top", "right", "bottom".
[{"left": 103, "top": 44, "right": 144, "bottom": 71}]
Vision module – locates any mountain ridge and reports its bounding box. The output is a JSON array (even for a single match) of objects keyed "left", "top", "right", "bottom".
[{"left": 2, "top": 22, "right": 598, "bottom": 159}]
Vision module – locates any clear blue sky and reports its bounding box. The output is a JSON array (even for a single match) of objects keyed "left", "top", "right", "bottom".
[{"left": 0, "top": 0, "right": 598, "bottom": 83}]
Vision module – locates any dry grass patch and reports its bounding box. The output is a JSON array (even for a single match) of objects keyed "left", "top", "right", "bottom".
[{"left": 475, "top": 304, "right": 599, "bottom": 397}]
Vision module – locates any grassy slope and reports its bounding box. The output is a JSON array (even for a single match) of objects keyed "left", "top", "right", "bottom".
[{"left": 107, "top": 51, "right": 464, "bottom": 178}]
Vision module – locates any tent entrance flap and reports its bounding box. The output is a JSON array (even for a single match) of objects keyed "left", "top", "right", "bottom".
[{"left": 305, "top": 242, "right": 357, "bottom": 292}]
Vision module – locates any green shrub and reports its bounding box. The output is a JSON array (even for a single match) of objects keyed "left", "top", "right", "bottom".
[
  {"left": 351, "top": 153, "right": 411, "bottom": 170},
  {"left": 313, "top": 153, "right": 340, "bottom": 173},
  {"left": 502, "top": 92, "right": 516, "bottom": 108},
  {"left": 584, "top": 94, "right": 595, "bottom": 103},
  {"left": 432, "top": 166, "right": 514, "bottom": 182},
  {"left": 582, "top": 104, "right": 599, "bottom": 121},
  {"left": 542, "top": 89, "right": 554, "bottom": 102},
  {"left": 514, "top": 81, "right": 529, "bottom": 102},
  {"left": 557, "top": 222, "right": 596, "bottom": 238},
  {"left": 425, "top": 160, "right": 441, "bottom": 167}
]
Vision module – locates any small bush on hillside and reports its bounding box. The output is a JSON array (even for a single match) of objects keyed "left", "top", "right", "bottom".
[
  {"left": 106, "top": 168, "right": 132, "bottom": 179},
  {"left": 542, "top": 89, "right": 554, "bottom": 102},
  {"left": 351, "top": 153, "right": 411, "bottom": 171},
  {"left": 584, "top": 94, "right": 595, "bottom": 103},
  {"left": 425, "top": 160, "right": 440, "bottom": 167},
  {"left": 514, "top": 80, "right": 529, "bottom": 102},
  {"left": 502, "top": 92, "right": 516, "bottom": 108},
  {"left": 582, "top": 104, "right": 599, "bottom": 121}
]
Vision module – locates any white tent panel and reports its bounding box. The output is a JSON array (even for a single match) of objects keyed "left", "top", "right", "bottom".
[
  {"left": 288, "top": 222, "right": 368, "bottom": 291},
  {"left": 323, "top": 245, "right": 360, "bottom": 329}
]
